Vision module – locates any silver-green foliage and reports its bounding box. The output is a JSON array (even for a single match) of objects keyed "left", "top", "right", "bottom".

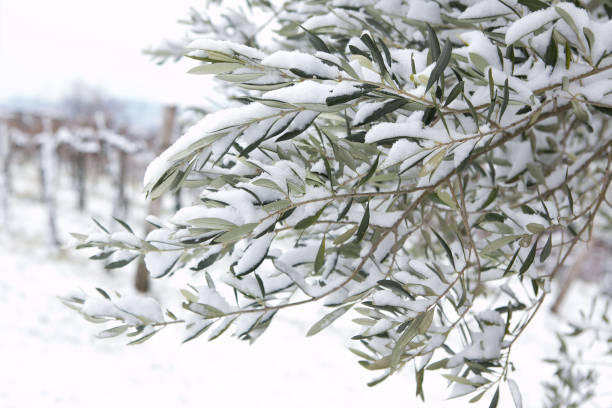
[{"left": 68, "top": 0, "right": 612, "bottom": 404}]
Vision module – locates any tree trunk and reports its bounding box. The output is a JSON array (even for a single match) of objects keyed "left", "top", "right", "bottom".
[{"left": 135, "top": 105, "right": 177, "bottom": 292}]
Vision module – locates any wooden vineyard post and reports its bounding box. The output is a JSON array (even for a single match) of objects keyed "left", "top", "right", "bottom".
[
  {"left": 40, "top": 118, "right": 60, "bottom": 248},
  {"left": 0, "top": 122, "right": 10, "bottom": 228},
  {"left": 134, "top": 105, "right": 177, "bottom": 292},
  {"left": 75, "top": 149, "right": 87, "bottom": 211}
]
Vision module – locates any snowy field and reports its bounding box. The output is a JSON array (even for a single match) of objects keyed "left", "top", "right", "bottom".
[{"left": 1, "top": 169, "right": 609, "bottom": 408}]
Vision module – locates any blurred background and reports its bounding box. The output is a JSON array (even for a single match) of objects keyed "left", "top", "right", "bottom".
[{"left": 0, "top": 1, "right": 610, "bottom": 407}]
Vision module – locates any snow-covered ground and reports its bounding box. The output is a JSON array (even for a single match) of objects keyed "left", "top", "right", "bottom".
[{"left": 1, "top": 168, "right": 610, "bottom": 408}]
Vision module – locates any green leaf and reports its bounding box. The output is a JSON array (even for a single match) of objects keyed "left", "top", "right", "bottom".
[
  {"left": 97, "top": 325, "right": 128, "bottom": 339},
  {"left": 180, "top": 288, "right": 199, "bottom": 303},
  {"left": 391, "top": 317, "right": 421, "bottom": 370},
  {"left": 90, "top": 250, "right": 115, "bottom": 260},
  {"left": 354, "top": 99, "right": 408, "bottom": 126},
  {"left": 105, "top": 254, "right": 139, "bottom": 269},
  {"left": 416, "top": 368, "right": 425, "bottom": 400},
  {"left": 91, "top": 217, "right": 109, "bottom": 234},
  {"left": 360, "top": 32, "right": 387, "bottom": 75},
  {"left": 555, "top": 7, "right": 580, "bottom": 40},
  {"left": 519, "top": 241, "right": 537, "bottom": 275},
  {"left": 540, "top": 234, "right": 552, "bottom": 263},
  {"left": 198, "top": 50, "right": 239, "bottom": 63},
  {"left": 444, "top": 81, "right": 463, "bottom": 107},
  {"left": 526, "top": 223, "right": 545, "bottom": 234},
  {"left": 571, "top": 100, "right": 589, "bottom": 123},
  {"left": 527, "top": 163, "right": 546, "bottom": 185},
  {"left": 300, "top": 25, "right": 330, "bottom": 53},
  {"left": 583, "top": 27, "right": 595, "bottom": 52},
  {"left": 255, "top": 273, "right": 266, "bottom": 298},
  {"left": 295, "top": 205, "right": 326, "bottom": 230},
  {"left": 306, "top": 304, "right": 353, "bottom": 337},
  {"left": 326, "top": 88, "right": 368, "bottom": 106},
  {"left": 357, "top": 155, "right": 379, "bottom": 187},
  {"left": 426, "top": 41, "right": 452, "bottom": 93},
  {"left": 198, "top": 304, "right": 226, "bottom": 318},
  {"left": 432, "top": 229, "right": 455, "bottom": 269},
  {"left": 469, "top": 52, "right": 489, "bottom": 73},
  {"left": 377, "top": 38, "right": 392, "bottom": 67},
  {"left": 518, "top": 0, "right": 548, "bottom": 11},
  {"left": 478, "top": 187, "right": 499, "bottom": 210},
  {"left": 442, "top": 374, "right": 477, "bottom": 385},
  {"left": 233, "top": 237, "right": 271, "bottom": 277},
  {"left": 69, "top": 232, "right": 88, "bottom": 241},
  {"left": 488, "top": 68, "right": 495, "bottom": 101},
  {"left": 337, "top": 198, "right": 353, "bottom": 221},
  {"left": 253, "top": 178, "right": 285, "bottom": 194},
  {"left": 499, "top": 78, "right": 509, "bottom": 121},
  {"left": 482, "top": 235, "right": 521, "bottom": 253},
  {"left": 508, "top": 379, "right": 523, "bottom": 408},
  {"left": 427, "top": 24, "right": 441, "bottom": 62},
  {"left": 315, "top": 236, "right": 326, "bottom": 273},
  {"left": 255, "top": 98, "right": 295, "bottom": 109},
  {"left": 377, "top": 279, "right": 411, "bottom": 296},
  {"left": 96, "top": 287, "right": 111, "bottom": 299},
  {"left": 367, "top": 371, "right": 392, "bottom": 387},
  {"left": 504, "top": 247, "right": 521, "bottom": 276},
  {"left": 189, "top": 217, "right": 238, "bottom": 230},
  {"left": 489, "top": 387, "right": 500, "bottom": 408},
  {"left": 436, "top": 190, "right": 457, "bottom": 209},
  {"left": 565, "top": 42, "right": 572, "bottom": 69},
  {"left": 166, "top": 132, "right": 226, "bottom": 162},
  {"left": 470, "top": 391, "right": 487, "bottom": 403},
  {"left": 295, "top": 102, "right": 348, "bottom": 113},
  {"left": 188, "top": 63, "right": 243, "bottom": 75},
  {"left": 263, "top": 199, "right": 292, "bottom": 213},
  {"left": 214, "top": 223, "right": 257, "bottom": 244},
  {"left": 419, "top": 148, "right": 447, "bottom": 177},
  {"left": 521, "top": 204, "right": 536, "bottom": 215},
  {"left": 333, "top": 226, "right": 358, "bottom": 245},
  {"left": 565, "top": 183, "right": 574, "bottom": 214},
  {"left": 191, "top": 251, "right": 220, "bottom": 272},
  {"left": 182, "top": 321, "right": 214, "bottom": 344},
  {"left": 464, "top": 95, "right": 480, "bottom": 128},
  {"left": 483, "top": 213, "right": 505, "bottom": 223},
  {"left": 127, "top": 329, "right": 160, "bottom": 345},
  {"left": 286, "top": 180, "right": 305, "bottom": 195},
  {"left": 354, "top": 203, "right": 370, "bottom": 243},
  {"left": 594, "top": 105, "right": 612, "bottom": 117},
  {"left": 426, "top": 358, "right": 449, "bottom": 370},
  {"left": 113, "top": 217, "right": 134, "bottom": 234},
  {"left": 349, "top": 347, "right": 375, "bottom": 361},
  {"left": 240, "top": 82, "right": 293, "bottom": 91},
  {"left": 364, "top": 354, "right": 395, "bottom": 371},
  {"left": 204, "top": 271, "right": 215, "bottom": 289},
  {"left": 418, "top": 308, "right": 435, "bottom": 334},
  {"left": 276, "top": 112, "right": 319, "bottom": 141},
  {"left": 216, "top": 72, "right": 265, "bottom": 83},
  {"left": 544, "top": 34, "right": 558, "bottom": 68},
  {"left": 148, "top": 168, "right": 180, "bottom": 199}
]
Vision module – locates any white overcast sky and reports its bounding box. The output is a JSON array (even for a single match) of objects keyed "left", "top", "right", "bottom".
[{"left": 0, "top": 0, "right": 214, "bottom": 105}]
